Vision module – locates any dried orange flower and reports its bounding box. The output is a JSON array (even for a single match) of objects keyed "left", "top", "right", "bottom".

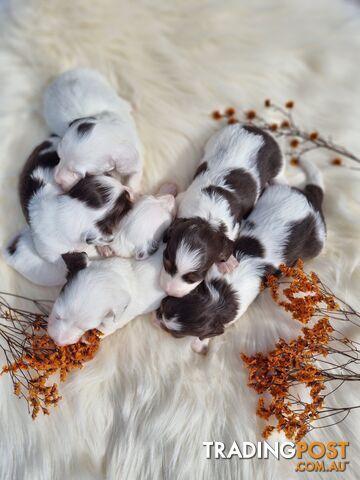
[
  {"left": 264, "top": 99, "right": 271, "bottom": 107},
  {"left": 1, "top": 323, "right": 102, "bottom": 419},
  {"left": 281, "top": 120, "right": 290, "bottom": 128},
  {"left": 212, "top": 110, "right": 222, "bottom": 120},
  {"left": 270, "top": 123, "right": 278, "bottom": 131},
  {"left": 246, "top": 110, "right": 256, "bottom": 120},
  {"left": 290, "top": 157, "right": 299, "bottom": 166},
  {"left": 225, "top": 107, "right": 236, "bottom": 117},
  {"left": 309, "top": 131, "right": 318, "bottom": 140},
  {"left": 285, "top": 100, "right": 295, "bottom": 109},
  {"left": 290, "top": 138, "right": 300, "bottom": 148},
  {"left": 228, "top": 118, "right": 238, "bottom": 125},
  {"left": 241, "top": 260, "right": 352, "bottom": 442},
  {"left": 331, "top": 158, "right": 342, "bottom": 166}
]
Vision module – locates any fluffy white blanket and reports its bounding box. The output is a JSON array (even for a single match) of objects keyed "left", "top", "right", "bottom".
[{"left": 0, "top": 1, "right": 359, "bottom": 479}]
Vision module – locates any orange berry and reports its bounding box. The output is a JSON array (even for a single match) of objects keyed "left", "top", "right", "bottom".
[
  {"left": 225, "top": 107, "right": 236, "bottom": 117},
  {"left": 212, "top": 110, "right": 222, "bottom": 120}
]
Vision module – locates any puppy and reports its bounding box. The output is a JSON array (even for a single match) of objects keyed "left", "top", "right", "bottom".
[
  {"left": 156, "top": 158, "right": 325, "bottom": 354},
  {"left": 17, "top": 137, "right": 132, "bottom": 263},
  {"left": 3, "top": 227, "right": 68, "bottom": 287},
  {"left": 159, "top": 124, "right": 283, "bottom": 297},
  {"left": 98, "top": 184, "right": 177, "bottom": 260},
  {"left": 43, "top": 68, "right": 143, "bottom": 191},
  {"left": 47, "top": 246, "right": 166, "bottom": 346}
]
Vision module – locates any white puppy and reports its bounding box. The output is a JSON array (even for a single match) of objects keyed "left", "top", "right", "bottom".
[
  {"left": 98, "top": 184, "right": 177, "bottom": 260},
  {"left": 3, "top": 227, "right": 68, "bottom": 287},
  {"left": 47, "top": 246, "right": 166, "bottom": 346},
  {"left": 43, "top": 68, "right": 143, "bottom": 191}
]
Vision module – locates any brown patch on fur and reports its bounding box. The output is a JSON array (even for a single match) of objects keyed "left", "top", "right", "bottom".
[
  {"left": 163, "top": 217, "right": 234, "bottom": 282},
  {"left": 67, "top": 176, "right": 113, "bottom": 208},
  {"left": 234, "top": 236, "right": 265, "bottom": 259},
  {"left": 19, "top": 140, "right": 60, "bottom": 222},
  {"left": 158, "top": 278, "right": 239, "bottom": 340},
  {"left": 96, "top": 191, "right": 132, "bottom": 235},
  {"left": 193, "top": 162, "right": 208, "bottom": 179},
  {"left": 242, "top": 125, "right": 283, "bottom": 189},
  {"left": 284, "top": 214, "right": 324, "bottom": 265}
]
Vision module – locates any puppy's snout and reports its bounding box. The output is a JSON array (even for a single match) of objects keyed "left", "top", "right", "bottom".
[{"left": 54, "top": 167, "right": 81, "bottom": 191}]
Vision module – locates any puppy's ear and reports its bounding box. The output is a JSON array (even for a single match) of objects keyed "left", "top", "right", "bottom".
[
  {"left": 61, "top": 252, "right": 89, "bottom": 279},
  {"left": 217, "top": 235, "right": 234, "bottom": 263},
  {"left": 163, "top": 218, "right": 185, "bottom": 243}
]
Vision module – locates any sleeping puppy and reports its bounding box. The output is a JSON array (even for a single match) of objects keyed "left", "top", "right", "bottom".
[
  {"left": 43, "top": 68, "right": 143, "bottom": 191},
  {"left": 156, "top": 158, "right": 326, "bottom": 354},
  {"left": 18, "top": 136, "right": 132, "bottom": 263},
  {"left": 5, "top": 138, "right": 176, "bottom": 284},
  {"left": 3, "top": 227, "right": 68, "bottom": 287},
  {"left": 5, "top": 189, "right": 175, "bottom": 285},
  {"left": 159, "top": 123, "right": 283, "bottom": 297},
  {"left": 98, "top": 183, "right": 177, "bottom": 260},
  {"left": 47, "top": 246, "right": 166, "bottom": 346}
]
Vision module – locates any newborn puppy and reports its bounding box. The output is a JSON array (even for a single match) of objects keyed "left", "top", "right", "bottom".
[
  {"left": 43, "top": 68, "right": 143, "bottom": 191},
  {"left": 156, "top": 158, "right": 325, "bottom": 354},
  {"left": 47, "top": 246, "right": 166, "bottom": 346},
  {"left": 18, "top": 137, "right": 132, "bottom": 263},
  {"left": 160, "top": 124, "right": 283, "bottom": 297},
  {"left": 3, "top": 227, "right": 68, "bottom": 287},
  {"left": 98, "top": 184, "right": 177, "bottom": 260}
]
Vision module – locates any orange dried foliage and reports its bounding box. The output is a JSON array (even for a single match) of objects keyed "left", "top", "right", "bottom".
[
  {"left": 1, "top": 327, "right": 101, "bottom": 419},
  {"left": 241, "top": 260, "right": 340, "bottom": 441}
]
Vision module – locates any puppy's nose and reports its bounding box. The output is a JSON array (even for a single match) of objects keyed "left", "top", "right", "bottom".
[{"left": 165, "top": 288, "right": 183, "bottom": 298}]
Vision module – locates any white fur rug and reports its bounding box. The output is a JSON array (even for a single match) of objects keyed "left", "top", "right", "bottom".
[{"left": 1, "top": 1, "right": 360, "bottom": 479}]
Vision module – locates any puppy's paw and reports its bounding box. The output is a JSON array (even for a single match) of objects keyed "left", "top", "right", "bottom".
[
  {"left": 96, "top": 245, "right": 114, "bottom": 257},
  {"left": 216, "top": 255, "right": 239, "bottom": 275},
  {"left": 191, "top": 337, "right": 209, "bottom": 355}
]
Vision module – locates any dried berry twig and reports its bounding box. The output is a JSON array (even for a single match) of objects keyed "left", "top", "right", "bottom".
[
  {"left": 212, "top": 102, "right": 360, "bottom": 169},
  {"left": 0, "top": 292, "right": 101, "bottom": 419}
]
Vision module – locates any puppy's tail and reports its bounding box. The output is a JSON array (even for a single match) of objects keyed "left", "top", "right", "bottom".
[{"left": 298, "top": 158, "right": 324, "bottom": 210}]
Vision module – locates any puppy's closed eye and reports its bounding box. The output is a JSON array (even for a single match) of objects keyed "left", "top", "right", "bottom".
[{"left": 182, "top": 272, "right": 202, "bottom": 284}]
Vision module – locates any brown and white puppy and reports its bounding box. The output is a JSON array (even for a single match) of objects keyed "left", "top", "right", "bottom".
[
  {"left": 4, "top": 138, "right": 177, "bottom": 286},
  {"left": 159, "top": 124, "right": 283, "bottom": 297},
  {"left": 43, "top": 68, "right": 143, "bottom": 192},
  {"left": 14, "top": 137, "right": 132, "bottom": 263},
  {"left": 156, "top": 158, "right": 325, "bottom": 354}
]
